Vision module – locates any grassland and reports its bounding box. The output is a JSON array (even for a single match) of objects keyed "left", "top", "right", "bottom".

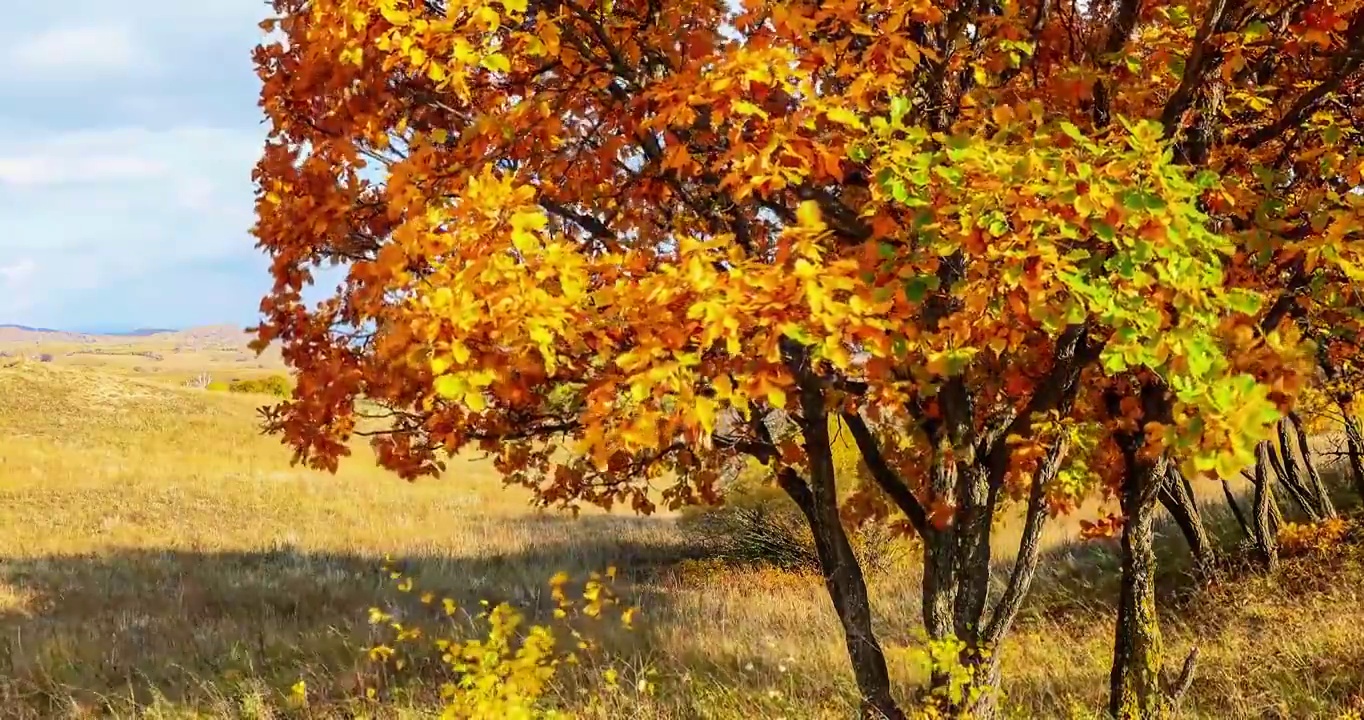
[{"left": 2, "top": 339, "right": 1363, "bottom": 719}]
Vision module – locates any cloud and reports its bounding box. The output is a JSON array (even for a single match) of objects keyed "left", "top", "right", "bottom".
[
  {"left": 0, "top": 123, "right": 267, "bottom": 327},
  {"left": 0, "top": 259, "right": 38, "bottom": 316},
  {"left": 0, "top": 0, "right": 294, "bottom": 330},
  {"left": 9, "top": 24, "right": 152, "bottom": 77}
]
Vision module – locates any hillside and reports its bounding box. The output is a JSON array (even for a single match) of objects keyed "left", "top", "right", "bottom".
[
  {"left": 0, "top": 324, "right": 283, "bottom": 386},
  {"left": 0, "top": 363, "right": 1362, "bottom": 718}
]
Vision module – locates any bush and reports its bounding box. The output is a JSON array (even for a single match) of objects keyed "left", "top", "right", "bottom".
[
  {"left": 205, "top": 380, "right": 230, "bottom": 392},
  {"left": 680, "top": 418, "right": 910, "bottom": 575},
  {"left": 353, "top": 561, "right": 641, "bottom": 719},
  {"left": 226, "top": 374, "right": 292, "bottom": 398}
]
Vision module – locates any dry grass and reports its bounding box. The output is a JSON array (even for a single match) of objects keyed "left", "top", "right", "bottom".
[{"left": 2, "top": 354, "right": 1363, "bottom": 719}]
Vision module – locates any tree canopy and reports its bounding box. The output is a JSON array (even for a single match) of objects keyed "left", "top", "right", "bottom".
[{"left": 252, "top": 0, "right": 1364, "bottom": 717}]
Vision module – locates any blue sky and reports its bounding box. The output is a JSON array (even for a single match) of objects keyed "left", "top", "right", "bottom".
[{"left": 0, "top": 1, "right": 291, "bottom": 332}]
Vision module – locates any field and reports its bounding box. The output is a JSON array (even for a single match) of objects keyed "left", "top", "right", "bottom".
[{"left": 2, "top": 332, "right": 1363, "bottom": 719}]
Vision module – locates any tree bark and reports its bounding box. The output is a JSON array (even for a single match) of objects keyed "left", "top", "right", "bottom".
[
  {"left": 1288, "top": 411, "right": 1336, "bottom": 518},
  {"left": 1109, "top": 453, "right": 1169, "bottom": 720},
  {"left": 783, "top": 384, "right": 903, "bottom": 720},
  {"left": 1252, "top": 441, "right": 1281, "bottom": 572},
  {"left": 1220, "top": 476, "right": 1252, "bottom": 540},
  {"left": 1343, "top": 408, "right": 1364, "bottom": 504},
  {"left": 1157, "top": 466, "right": 1215, "bottom": 572},
  {"left": 1274, "top": 419, "right": 1323, "bottom": 521},
  {"left": 1315, "top": 338, "right": 1364, "bottom": 502}
]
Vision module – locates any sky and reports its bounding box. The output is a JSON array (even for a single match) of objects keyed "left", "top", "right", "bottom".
[{"left": 0, "top": 1, "right": 296, "bottom": 332}]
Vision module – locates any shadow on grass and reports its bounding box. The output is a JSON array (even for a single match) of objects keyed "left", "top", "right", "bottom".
[
  {"left": 0, "top": 513, "right": 725, "bottom": 717},
  {"left": 1009, "top": 464, "right": 1364, "bottom": 627}
]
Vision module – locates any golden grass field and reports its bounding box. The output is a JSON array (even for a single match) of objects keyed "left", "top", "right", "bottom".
[{"left": 2, "top": 333, "right": 1363, "bottom": 719}]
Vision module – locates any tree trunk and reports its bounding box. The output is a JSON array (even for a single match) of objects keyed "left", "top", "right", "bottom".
[
  {"left": 1315, "top": 340, "right": 1364, "bottom": 502},
  {"left": 1252, "top": 441, "right": 1280, "bottom": 572},
  {"left": 1274, "top": 420, "right": 1323, "bottom": 521},
  {"left": 1287, "top": 412, "right": 1336, "bottom": 518},
  {"left": 1109, "top": 454, "right": 1168, "bottom": 720},
  {"left": 1158, "top": 466, "right": 1215, "bottom": 573},
  {"left": 1339, "top": 402, "right": 1364, "bottom": 503},
  {"left": 784, "top": 386, "right": 903, "bottom": 720},
  {"left": 1220, "top": 476, "right": 1252, "bottom": 540}
]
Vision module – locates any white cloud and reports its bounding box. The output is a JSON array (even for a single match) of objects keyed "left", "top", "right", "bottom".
[
  {"left": 0, "top": 154, "right": 167, "bottom": 187},
  {"left": 0, "top": 259, "right": 36, "bottom": 284},
  {"left": 9, "top": 24, "right": 151, "bottom": 76},
  {"left": 0, "top": 259, "right": 38, "bottom": 316},
  {"left": 0, "top": 124, "right": 265, "bottom": 319}
]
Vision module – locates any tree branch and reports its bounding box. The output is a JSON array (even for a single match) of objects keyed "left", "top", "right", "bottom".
[
  {"left": 1241, "top": 15, "right": 1364, "bottom": 149},
  {"left": 841, "top": 410, "right": 930, "bottom": 534},
  {"left": 983, "top": 434, "right": 1070, "bottom": 646}
]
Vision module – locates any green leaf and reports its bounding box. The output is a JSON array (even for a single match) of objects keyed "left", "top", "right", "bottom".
[
  {"left": 1224, "top": 289, "right": 1263, "bottom": 315},
  {"left": 904, "top": 275, "right": 940, "bottom": 302},
  {"left": 890, "top": 96, "right": 911, "bottom": 123},
  {"left": 1059, "top": 121, "right": 1085, "bottom": 142}
]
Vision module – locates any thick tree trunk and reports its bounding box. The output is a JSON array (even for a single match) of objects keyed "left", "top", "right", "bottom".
[
  {"left": 1287, "top": 413, "right": 1336, "bottom": 518},
  {"left": 1252, "top": 441, "right": 1280, "bottom": 572},
  {"left": 1158, "top": 466, "right": 1215, "bottom": 572},
  {"left": 785, "top": 386, "right": 903, "bottom": 720},
  {"left": 1110, "top": 454, "right": 1168, "bottom": 720}
]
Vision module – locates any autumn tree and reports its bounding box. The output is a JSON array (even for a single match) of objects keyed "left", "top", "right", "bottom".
[{"left": 252, "top": 0, "right": 1363, "bottom": 718}]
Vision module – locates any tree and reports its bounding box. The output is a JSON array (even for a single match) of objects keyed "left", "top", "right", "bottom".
[{"left": 252, "top": 1, "right": 1362, "bottom": 717}]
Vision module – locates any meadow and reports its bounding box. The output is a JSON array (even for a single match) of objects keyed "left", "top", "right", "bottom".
[{"left": 1, "top": 332, "right": 1362, "bottom": 719}]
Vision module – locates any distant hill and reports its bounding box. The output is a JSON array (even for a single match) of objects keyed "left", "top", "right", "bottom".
[
  {"left": 112, "top": 328, "right": 179, "bottom": 337},
  {"left": 0, "top": 323, "right": 252, "bottom": 346}
]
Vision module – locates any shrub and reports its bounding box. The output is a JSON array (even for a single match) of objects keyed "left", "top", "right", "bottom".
[
  {"left": 1279, "top": 518, "right": 1353, "bottom": 557},
  {"left": 355, "top": 560, "right": 641, "bottom": 719},
  {"left": 205, "top": 380, "right": 230, "bottom": 392},
  {"left": 680, "top": 418, "right": 910, "bottom": 575},
  {"left": 227, "top": 374, "right": 292, "bottom": 398}
]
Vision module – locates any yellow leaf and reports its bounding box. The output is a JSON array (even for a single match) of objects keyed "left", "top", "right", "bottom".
[
  {"left": 427, "top": 62, "right": 447, "bottom": 82},
  {"left": 379, "top": 4, "right": 410, "bottom": 26},
  {"left": 796, "top": 200, "right": 823, "bottom": 229},
  {"left": 511, "top": 210, "right": 548, "bottom": 232},
  {"left": 450, "top": 341, "right": 471, "bottom": 364},
  {"left": 431, "top": 353, "right": 454, "bottom": 375},
  {"left": 429, "top": 127, "right": 449, "bottom": 143},
  {"left": 732, "top": 100, "right": 768, "bottom": 118},
  {"left": 695, "top": 395, "right": 717, "bottom": 435},
  {"left": 512, "top": 229, "right": 539, "bottom": 253},
  {"left": 825, "top": 106, "right": 863, "bottom": 128},
  {"left": 503, "top": 0, "right": 529, "bottom": 12},
  {"left": 767, "top": 387, "right": 787, "bottom": 408},
  {"left": 481, "top": 52, "right": 511, "bottom": 73},
  {"left": 464, "top": 389, "right": 488, "bottom": 412},
  {"left": 433, "top": 374, "right": 465, "bottom": 399}
]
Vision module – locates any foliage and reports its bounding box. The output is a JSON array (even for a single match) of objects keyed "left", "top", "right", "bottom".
[
  {"left": 1278, "top": 518, "right": 1354, "bottom": 558},
  {"left": 362, "top": 560, "right": 638, "bottom": 719},
  {"left": 251, "top": 0, "right": 1364, "bottom": 716},
  {"left": 228, "top": 375, "right": 293, "bottom": 398}
]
